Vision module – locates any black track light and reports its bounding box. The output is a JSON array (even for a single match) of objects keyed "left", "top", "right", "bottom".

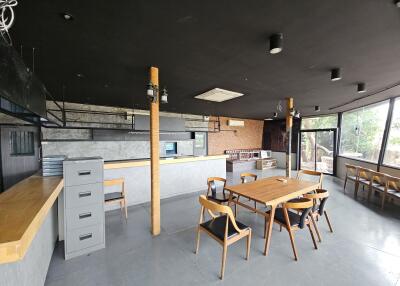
[
  {"left": 357, "top": 83, "right": 366, "bottom": 93},
  {"left": 269, "top": 33, "right": 283, "bottom": 54},
  {"left": 331, "top": 68, "right": 341, "bottom": 81},
  {"left": 395, "top": 0, "right": 400, "bottom": 8},
  {"left": 315, "top": 106, "right": 320, "bottom": 112},
  {"left": 273, "top": 112, "right": 278, "bottom": 118}
]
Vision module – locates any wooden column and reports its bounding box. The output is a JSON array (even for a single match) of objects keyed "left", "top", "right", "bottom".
[
  {"left": 150, "top": 66, "right": 160, "bottom": 235},
  {"left": 286, "top": 97, "right": 293, "bottom": 178}
]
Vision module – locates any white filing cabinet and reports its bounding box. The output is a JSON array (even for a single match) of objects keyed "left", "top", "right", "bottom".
[{"left": 63, "top": 157, "right": 105, "bottom": 260}]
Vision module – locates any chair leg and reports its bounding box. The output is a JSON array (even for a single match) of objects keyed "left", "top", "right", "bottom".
[
  {"left": 287, "top": 227, "right": 298, "bottom": 261},
  {"left": 367, "top": 187, "right": 372, "bottom": 202},
  {"left": 246, "top": 230, "right": 251, "bottom": 260},
  {"left": 264, "top": 217, "right": 267, "bottom": 238},
  {"left": 324, "top": 211, "right": 333, "bottom": 233},
  {"left": 220, "top": 243, "right": 228, "bottom": 280},
  {"left": 343, "top": 177, "right": 347, "bottom": 192},
  {"left": 279, "top": 225, "right": 282, "bottom": 232},
  {"left": 119, "top": 201, "right": 124, "bottom": 218},
  {"left": 124, "top": 199, "right": 128, "bottom": 220},
  {"left": 254, "top": 201, "right": 257, "bottom": 213},
  {"left": 195, "top": 227, "right": 201, "bottom": 254},
  {"left": 307, "top": 224, "right": 318, "bottom": 250},
  {"left": 310, "top": 215, "right": 322, "bottom": 242},
  {"left": 381, "top": 193, "right": 386, "bottom": 210}
]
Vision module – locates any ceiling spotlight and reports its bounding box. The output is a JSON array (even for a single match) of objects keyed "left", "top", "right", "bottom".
[
  {"left": 315, "top": 105, "right": 320, "bottom": 112},
  {"left": 269, "top": 33, "right": 283, "bottom": 54},
  {"left": 357, "top": 83, "right": 366, "bottom": 93},
  {"left": 331, "top": 68, "right": 341, "bottom": 81},
  {"left": 61, "top": 12, "right": 74, "bottom": 21},
  {"left": 395, "top": 0, "right": 400, "bottom": 8},
  {"left": 161, "top": 87, "right": 168, "bottom": 104},
  {"left": 76, "top": 73, "right": 84, "bottom": 78},
  {"left": 273, "top": 112, "right": 278, "bottom": 118},
  {"left": 294, "top": 110, "right": 301, "bottom": 118}
]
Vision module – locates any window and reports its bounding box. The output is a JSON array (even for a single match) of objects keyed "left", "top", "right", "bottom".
[
  {"left": 339, "top": 101, "right": 390, "bottom": 162},
  {"left": 301, "top": 114, "right": 338, "bottom": 130},
  {"left": 10, "top": 131, "right": 34, "bottom": 156},
  {"left": 383, "top": 98, "right": 400, "bottom": 168}
]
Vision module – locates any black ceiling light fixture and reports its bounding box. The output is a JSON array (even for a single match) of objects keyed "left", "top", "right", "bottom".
[
  {"left": 61, "top": 12, "right": 74, "bottom": 21},
  {"left": 269, "top": 33, "right": 283, "bottom": 54},
  {"left": 395, "top": 0, "right": 400, "bottom": 8},
  {"left": 315, "top": 105, "right": 320, "bottom": 112},
  {"left": 357, "top": 82, "right": 366, "bottom": 93},
  {"left": 331, "top": 68, "right": 342, "bottom": 81},
  {"left": 273, "top": 112, "right": 278, "bottom": 118}
]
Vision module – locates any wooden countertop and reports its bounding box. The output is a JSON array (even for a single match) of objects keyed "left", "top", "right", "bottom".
[
  {"left": 104, "top": 155, "right": 228, "bottom": 170},
  {"left": 0, "top": 175, "right": 64, "bottom": 264}
]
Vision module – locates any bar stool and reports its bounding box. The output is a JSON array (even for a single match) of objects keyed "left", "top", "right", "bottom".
[
  {"left": 104, "top": 178, "right": 127, "bottom": 220},
  {"left": 303, "top": 189, "right": 333, "bottom": 242}
]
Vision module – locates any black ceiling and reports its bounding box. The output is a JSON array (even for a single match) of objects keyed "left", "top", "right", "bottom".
[{"left": 11, "top": 0, "right": 400, "bottom": 119}]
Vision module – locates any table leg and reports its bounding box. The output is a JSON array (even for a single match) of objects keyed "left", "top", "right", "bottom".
[{"left": 264, "top": 205, "right": 276, "bottom": 256}]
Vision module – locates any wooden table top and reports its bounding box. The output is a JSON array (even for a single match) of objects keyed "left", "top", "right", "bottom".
[
  {"left": 0, "top": 175, "right": 64, "bottom": 264},
  {"left": 225, "top": 176, "right": 320, "bottom": 206}
]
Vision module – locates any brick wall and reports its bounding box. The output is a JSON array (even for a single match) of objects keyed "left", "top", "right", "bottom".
[{"left": 208, "top": 117, "right": 264, "bottom": 155}]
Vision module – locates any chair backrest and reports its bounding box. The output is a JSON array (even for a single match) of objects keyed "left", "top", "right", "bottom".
[
  {"left": 370, "top": 171, "right": 386, "bottom": 186},
  {"left": 198, "top": 195, "right": 243, "bottom": 236},
  {"left": 240, "top": 173, "right": 257, "bottom": 184},
  {"left": 386, "top": 175, "right": 400, "bottom": 192},
  {"left": 303, "top": 189, "right": 329, "bottom": 215},
  {"left": 358, "top": 167, "right": 372, "bottom": 180},
  {"left": 104, "top": 178, "right": 125, "bottom": 194},
  {"left": 283, "top": 198, "right": 313, "bottom": 229},
  {"left": 345, "top": 164, "right": 358, "bottom": 177},
  {"left": 296, "top": 170, "right": 323, "bottom": 188},
  {"left": 207, "top": 177, "right": 227, "bottom": 197}
]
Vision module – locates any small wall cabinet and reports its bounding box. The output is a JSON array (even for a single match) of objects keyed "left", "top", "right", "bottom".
[{"left": 256, "top": 158, "right": 277, "bottom": 170}]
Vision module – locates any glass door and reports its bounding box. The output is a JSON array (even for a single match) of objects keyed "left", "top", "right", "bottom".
[{"left": 300, "top": 129, "right": 336, "bottom": 175}]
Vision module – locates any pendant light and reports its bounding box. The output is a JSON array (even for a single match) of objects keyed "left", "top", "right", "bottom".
[
  {"left": 269, "top": 33, "right": 283, "bottom": 54},
  {"left": 331, "top": 68, "right": 341, "bottom": 81},
  {"left": 357, "top": 83, "right": 366, "bottom": 93}
]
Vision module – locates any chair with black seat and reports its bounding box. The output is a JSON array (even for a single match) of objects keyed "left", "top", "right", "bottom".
[
  {"left": 381, "top": 175, "right": 400, "bottom": 210},
  {"left": 303, "top": 189, "right": 333, "bottom": 242},
  {"left": 343, "top": 164, "right": 359, "bottom": 193},
  {"left": 104, "top": 178, "right": 127, "bottom": 220},
  {"left": 265, "top": 198, "right": 318, "bottom": 261},
  {"left": 355, "top": 167, "right": 372, "bottom": 198},
  {"left": 296, "top": 169, "right": 323, "bottom": 189},
  {"left": 195, "top": 195, "right": 251, "bottom": 280},
  {"left": 367, "top": 171, "right": 386, "bottom": 203},
  {"left": 236, "top": 173, "right": 258, "bottom": 214},
  {"left": 206, "top": 177, "right": 236, "bottom": 212}
]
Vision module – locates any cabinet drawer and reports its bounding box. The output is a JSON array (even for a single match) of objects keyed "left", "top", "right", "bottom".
[
  {"left": 66, "top": 204, "right": 104, "bottom": 230},
  {"left": 65, "top": 183, "right": 103, "bottom": 209},
  {"left": 64, "top": 160, "right": 103, "bottom": 186},
  {"left": 66, "top": 224, "right": 104, "bottom": 254}
]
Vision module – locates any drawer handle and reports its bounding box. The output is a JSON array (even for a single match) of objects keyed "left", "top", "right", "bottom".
[
  {"left": 78, "top": 170, "right": 91, "bottom": 176},
  {"left": 79, "top": 212, "right": 92, "bottom": 219},
  {"left": 78, "top": 191, "right": 92, "bottom": 198},
  {"left": 79, "top": 233, "right": 93, "bottom": 241}
]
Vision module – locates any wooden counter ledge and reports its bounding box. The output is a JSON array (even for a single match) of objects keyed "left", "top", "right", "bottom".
[
  {"left": 104, "top": 155, "right": 228, "bottom": 170},
  {"left": 0, "top": 175, "right": 64, "bottom": 264}
]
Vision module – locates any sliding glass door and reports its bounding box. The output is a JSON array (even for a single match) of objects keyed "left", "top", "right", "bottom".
[{"left": 300, "top": 129, "right": 336, "bottom": 175}]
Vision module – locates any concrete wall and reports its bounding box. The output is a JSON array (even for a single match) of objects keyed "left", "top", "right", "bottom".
[
  {"left": 271, "top": 151, "right": 297, "bottom": 170},
  {"left": 208, "top": 116, "right": 264, "bottom": 155},
  {"left": 0, "top": 205, "right": 57, "bottom": 286},
  {"left": 104, "top": 158, "right": 226, "bottom": 209},
  {"left": 42, "top": 140, "right": 194, "bottom": 161},
  {"left": 337, "top": 156, "right": 400, "bottom": 179}
]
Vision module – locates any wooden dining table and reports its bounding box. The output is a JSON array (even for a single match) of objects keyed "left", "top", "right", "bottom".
[{"left": 224, "top": 176, "right": 320, "bottom": 256}]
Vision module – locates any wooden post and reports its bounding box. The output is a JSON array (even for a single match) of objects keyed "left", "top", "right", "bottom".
[
  {"left": 286, "top": 97, "right": 293, "bottom": 178},
  {"left": 150, "top": 66, "right": 160, "bottom": 235}
]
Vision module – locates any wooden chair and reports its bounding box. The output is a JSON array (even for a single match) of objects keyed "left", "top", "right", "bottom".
[
  {"left": 237, "top": 173, "right": 258, "bottom": 214},
  {"left": 343, "top": 164, "right": 359, "bottom": 193},
  {"left": 355, "top": 167, "right": 373, "bottom": 198},
  {"left": 303, "top": 189, "right": 333, "bottom": 242},
  {"left": 381, "top": 175, "right": 400, "bottom": 210},
  {"left": 206, "top": 177, "right": 236, "bottom": 212},
  {"left": 265, "top": 198, "right": 318, "bottom": 261},
  {"left": 104, "top": 178, "right": 127, "bottom": 220},
  {"left": 195, "top": 195, "right": 251, "bottom": 280},
  {"left": 296, "top": 170, "right": 323, "bottom": 189},
  {"left": 367, "top": 171, "right": 386, "bottom": 203}
]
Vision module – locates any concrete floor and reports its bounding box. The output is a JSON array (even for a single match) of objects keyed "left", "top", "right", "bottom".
[{"left": 45, "top": 169, "right": 400, "bottom": 286}]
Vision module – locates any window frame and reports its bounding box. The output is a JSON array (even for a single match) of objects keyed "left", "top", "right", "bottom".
[
  {"left": 381, "top": 97, "right": 400, "bottom": 169},
  {"left": 338, "top": 99, "right": 391, "bottom": 164},
  {"left": 300, "top": 113, "right": 339, "bottom": 131}
]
